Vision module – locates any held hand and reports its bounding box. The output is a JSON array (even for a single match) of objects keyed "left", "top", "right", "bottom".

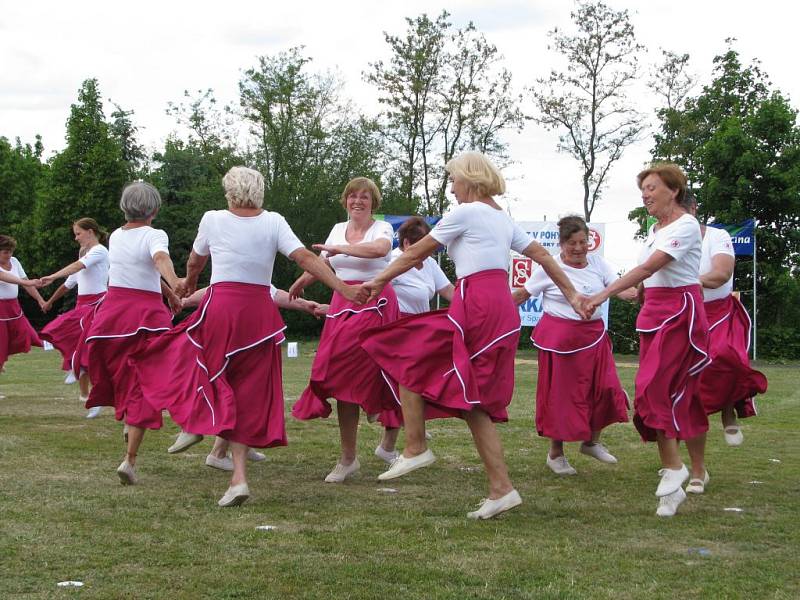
[
  {"left": 41, "top": 299, "right": 52, "bottom": 313},
  {"left": 22, "top": 278, "right": 41, "bottom": 288},
  {"left": 166, "top": 291, "right": 182, "bottom": 315},
  {"left": 312, "top": 243, "right": 341, "bottom": 257},
  {"left": 361, "top": 279, "right": 385, "bottom": 303},
  {"left": 180, "top": 296, "right": 199, "bottom": 310},
  {"left": 581, "top": 293, "right": 606, "bottom": 318},
  {"left": 313, "top": 303, "right": 329, "bottom": 318},
  {"left": 340, "top": 283, "right": 364, "bottom": 304},
  {"left": 567, "top": 293, "right": 593, "bottom": 320},
  {"left": 511, "top": 287, "right": 529, "bottom": 306},
  {"left": 39, "top": 275, "right": 56, "bottom": 287}
]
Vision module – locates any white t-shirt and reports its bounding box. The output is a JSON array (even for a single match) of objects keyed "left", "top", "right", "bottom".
[
  {"left": 64, "top": 244, "right": 109, "bottom": 295},
  {"left": 638, "top": 214, "right": 702, "bottom": 288},
  {"left": 389, "top": 248, "right": 451, "bottom": 314},
  {"left": 0, "top": 257, "right": 26, "bottom": 299},
  {"left": 430, "top": 202, "right": 532, "bottom": 278},
  {"left": 525, "top": 253, "right": 617, "bottom": 321},
  {"left": 700, "top": 226, "right": 735, "bottom": 302},
  {"left": 193, "top": 210, "right": 305, "bottom": 286},
  {"left": 108, "top": 226, "right": 170, "bottom": 293},
  {"left": 323, "top": 220, "right": 394, "bottom": 281}
]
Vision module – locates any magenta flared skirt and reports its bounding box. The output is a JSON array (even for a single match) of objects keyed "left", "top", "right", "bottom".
[
  {"left": 292, "top": 283, "right": 400, "bottom": 420},
  {"left": 39, "top": 292, "right": 105, "bottom": 377},
  {"left": 134, "top": 282, "right": 288, "bottom": 448},
  {"left": 360, "top": 269, "right": 521, "bottom": 422},
  {"left": 0, "top": 298, "right": 43, "bottom": 370},
  {"left": 634, "top": 285, "right": 710, "bottom": 441},
  {"left": 85, "top": 287, "right": 172, "bottom": 428},
  {"left": 698, "top": 295, "right": 767, "bottom": 417},
  {"left": 532, "top": 312, "right": 629, "bottom": 441}
]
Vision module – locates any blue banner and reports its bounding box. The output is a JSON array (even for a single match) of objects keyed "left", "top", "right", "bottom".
[
  {"left": 708, "top": 219, "right": 755, "bottom": 256},
  {"left": 375, "top": 214, "right": 442, "bottom": 248}
]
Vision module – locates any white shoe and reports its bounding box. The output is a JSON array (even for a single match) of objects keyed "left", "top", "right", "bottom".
[
  {"left": 247, "top": 449, "right": 266, "bottom": 462},
  {"left": 116, "top": 460, "right": 138, "bottom": 485},
  {"left": 374, "top": 445, "right": 399, "bottom": 464},
  {"left": 377, "top": 449, "right": 436, "bottom": 481},
  {"left": 656, "top": 464, "right": 689, "bottom": 497},
  {"left": 579, "top": 442, "right": 617, "bottom": 464},
  {"left": 685, "top": 470, "right": 710, "bottom": 494},
  {"left": 85, "top": 406, "right": 102, "bottom": 419},
  {"left": 724, "top": 426, "right": 744, "bottom": 446},
  {"left": 467, "top": 489, "right": 523, "bottom": 520},
  {"left": 656, "top": 487, "right": 687, "bottom": 517},
  {"left": 546, "top": 454, "right": 577, "bottom": 475},
  {"left": 206, "top": 454, "right": 234, "bottom": 472},
  {"left": 324, "top": 458, "right": 360, "bottom": 483},
  {"left": 218, "top": 483, "right": 250, "bottom": 507},
  {"left": 167, "top": 431, "right": 204, "bottom": 454}
]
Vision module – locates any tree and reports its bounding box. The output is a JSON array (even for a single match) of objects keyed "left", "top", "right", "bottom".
[
  {"left": 532, "top": 0, "right": 645, "bottom": 221},
  {"left": 367, "top": 12, "right": 525, "bottom": 215}
]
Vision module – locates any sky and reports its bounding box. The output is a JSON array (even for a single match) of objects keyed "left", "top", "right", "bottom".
[{"left": 2, "top": 0, "right": 798, "bottom": 268}]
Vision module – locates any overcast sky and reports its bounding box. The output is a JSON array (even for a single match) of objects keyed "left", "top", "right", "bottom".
[{"left": 2, "top": 0, "right": 797, "bottom": 267}]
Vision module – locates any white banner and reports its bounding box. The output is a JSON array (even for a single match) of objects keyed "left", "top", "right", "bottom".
[{"left": 511, "top": 221, "right": 607, "bottom": 327}]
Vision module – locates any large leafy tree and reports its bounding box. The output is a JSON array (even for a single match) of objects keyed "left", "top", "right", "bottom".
[
  {"left": 651, "top": 44, "right": 800, "bottom": 347},
  {"left": 366, "top": 11, "right": 524, "bottom": 215},
  {"left": 532, "top": 0, "right": 645, "bottom": 221},
  {"left": 0, "top": 135, "right": 47, "bottom": 246}
]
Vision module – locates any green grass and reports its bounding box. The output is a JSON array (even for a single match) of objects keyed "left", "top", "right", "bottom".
[{"left": 0, "top": 348, "right": 798, "bottom": 599}]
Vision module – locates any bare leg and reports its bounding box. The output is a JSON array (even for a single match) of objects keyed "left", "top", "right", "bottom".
[
  {"left": 125, "top": 425, "right": 146, "bottom": 466},
  {"left": 229, "top": 441, "right": 248, "bottom": 486},
  {"left": 588, "top": 430, "right": 602, "bottom": 444},
  {"left": 548, "top": 439, "right": 565, "bottom": 458},
  {"left": 685, "top": 433, "right": 707, "bottom": 479},
  {"left": 380, "top": 427, "right": 400, "bottom": 452},
  {"left": 464, "top": 408, "right": 514, "bottom": 499},
  {"left": 79, "top": 372, "right": 90, "bottom": 398},
  {"left": 399, "top": 385, "right": 427, "bottom": 457},
  {"left": 655, "top": 431, "right": 683, "bottom": 469},
  {"left": 336, "top": 400, "right": 360, "bottom": 465},
  {"left": 211, "top": 437, "right": 229, "bottom": 458},
  {"left": 721, "top": 406, "right": 738, "bottom": 429}
]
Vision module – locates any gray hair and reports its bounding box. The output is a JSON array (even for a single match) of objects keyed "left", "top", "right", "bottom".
[
  {"left": 223, "top": 166, "right": 265, "bottom": 209},
  {"left": 119, "top": 182, "right": 162, "bottom": 222}
]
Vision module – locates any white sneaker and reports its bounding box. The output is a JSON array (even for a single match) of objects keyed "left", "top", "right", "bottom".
[
  {"left": 247, "top": 449, "right": 266, "bottom": 462},
  {"left": 206, "top": 454, "right": 234, "bottom": 472},
  {"left": 167, "top": 431, "right": 204, "bottom": 454},
  {"left": 656, "top": 464, "right": 689, "bottom": 497},
  {"left": 116, "top": 460, "right": 138, "bottom": 485},
  {"left": 374, "top": 445, "right": 399, "bottom": 464},
  {"left": 579, "top": 442, "right": 617, "bottom": 464},
  {"left": 324, "top": 458, "right": 360, "bottom": 483},
  {"left": 85, "top": 406, "right": 102, "bottom": 419},
  {"left": 467, "top": 489, "right": 523, "bottom": 519},
  {"left": 724, "top": 426, "right": 744, "bottom": 446},
  {"left": 656, "top": 487, "right": 687, "bottom": 517},
  {"left": 377, "top": 449, "right": 436, "bottom": 481},
  {"left": 218, "top": 483, "right": 250, "bottom": 507},
  {"left": 546, "top": 454, "right": 577, "bottom": 475},
  {"left": 685, "top": 470, "right": 710, "bottom": 494}
]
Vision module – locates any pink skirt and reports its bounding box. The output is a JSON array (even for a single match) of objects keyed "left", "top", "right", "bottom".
[
  {"left": 39, "top": 292, "right": 105, "bottom": 377},
  {"left": 698, "top": 295, "right": 767, "bottom": 417},
  {"left": 292, "top": 283, "right": 400, "bottom": 420},
  {"left": 531, "top": 313, "right": 629, "bottom": 441},
  {"left": 133, "top": 282, "right": 287, "bottom": 448},
  {"left": 0, "top": 298, "right": 43, "bottom": 369},
  {"left": 634, "top": 285, "right": 710, "bottom": 441},
  {"left": 85, "top": 287, "right": 172, "bottom": 429},
  {"left": 360, "top": 269, "right": 521, "bottom": 422}
]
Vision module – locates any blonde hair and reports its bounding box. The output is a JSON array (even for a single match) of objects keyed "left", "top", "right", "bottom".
[
  {"left": 445, "top": 151, "right": 506, "bottom": 197},
  {"left": 222, "top": 166, "right": 265, "bottom": 209},
  {"left": 340, "top": 177, "right": 381, "bottom": 212}
]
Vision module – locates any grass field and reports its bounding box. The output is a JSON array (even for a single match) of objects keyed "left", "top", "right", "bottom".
[{"left": 0, "top": 347, "right": 798, "bottom": 599}]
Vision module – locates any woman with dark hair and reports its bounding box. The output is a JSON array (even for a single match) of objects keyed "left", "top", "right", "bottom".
[
  {"left": 0, "top": 234, "right": 45, "bottom": 375},
  {"left": 513, "top": 216, "right": 633, "bottom": 475},
  {"left": 586, "top": 163, "right": 710, "bottom": 517},
  {"left": 39, "top": 218, "right": 110, "bottom": 417}
]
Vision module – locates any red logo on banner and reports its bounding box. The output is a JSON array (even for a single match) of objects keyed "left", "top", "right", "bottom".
[
  {"left": 511, "top": 257, "right": 532, "bottom": 288},
  {"left": 588, "top": 228, "right": 601, "bottom": 252}
]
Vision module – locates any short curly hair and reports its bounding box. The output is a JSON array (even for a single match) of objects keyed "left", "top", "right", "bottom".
[{"left": 637, "top": 163, "right": 689, "bottom": 208}]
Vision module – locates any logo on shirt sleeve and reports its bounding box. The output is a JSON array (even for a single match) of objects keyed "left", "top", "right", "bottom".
[{"left": 670, "top": 239, "right": 680, "bottom": 248}]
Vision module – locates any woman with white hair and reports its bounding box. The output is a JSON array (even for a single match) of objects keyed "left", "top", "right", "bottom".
[
  {"left": 290, "top": 177, "right": 400, "bottom": 485},
  {"left": 133, "top": 166, "right": 359, "bottom": 507},
  {"left": 82, "top": 182, "right": 182, "bottom": 485},
  {"left": 360, "top": 152, "right": 588, "bottom": 519}
]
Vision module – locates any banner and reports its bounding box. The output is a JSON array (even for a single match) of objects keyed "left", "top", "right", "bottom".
[
  {"left": 511, "top": 222, "right": 607, "bottom": 327},
  {"left": 374, "top": 214, "right": 442, "bottom": 248},
  {"left": 708, "top": 219, "right": 755, "bottom": 256}
]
